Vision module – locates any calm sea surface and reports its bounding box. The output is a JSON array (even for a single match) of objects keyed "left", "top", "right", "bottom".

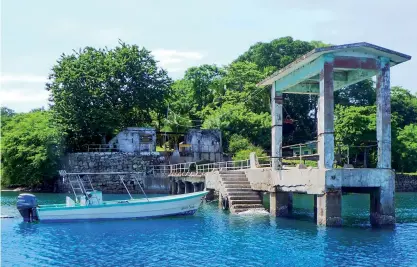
[{"left": 1, "top": 191, "right": 417, "bottom": 267}]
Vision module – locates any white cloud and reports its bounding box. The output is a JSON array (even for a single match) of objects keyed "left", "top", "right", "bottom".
[
  {"left": 0, "top": 74, "right": 48, "bottom": 83},
  {"left": 152, "top": 49, "right": 204, "bottom": 74},
  {"left": 0, "top": 87, "right": 49, "bottom": 112}
]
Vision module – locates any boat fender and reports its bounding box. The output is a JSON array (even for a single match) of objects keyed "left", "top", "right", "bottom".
[{"left": 222, "top": 196, "right": 229, "bottom": 210}]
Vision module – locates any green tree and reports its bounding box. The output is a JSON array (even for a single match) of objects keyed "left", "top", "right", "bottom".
[
  {"left": 202, "top": 103, "right": 270, "bottom": 150},
  {"left": 1, "top": 110, "right": 62, "bottom": 187},
  {"left": 335, "top": 79, "right": 376, "bottom": 106},
  {"left": 235, "top": 36, "right": 315, "bottom": 71},
  {"left": 391, "top": 86, "right": 417, "bottom": 129},
  {"left": 228, "top": 134, "right": 267, "bottom": 161},
  {"left": 47, "top": 41, "right": 172, "bottom": 151},
  {"left": 183, "top": 64, "right": 225, "bottom": 118},
  {"left": 396, "top": 124, "right": 417, "bottom": 173}
]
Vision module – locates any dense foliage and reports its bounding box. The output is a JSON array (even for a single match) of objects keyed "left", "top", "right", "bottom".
[
  {"left": 46, "top": 41, "right": 172, "bottom": 151},
  {"left": 1, "top": 36, "right": 417, "bottom": 187},
  {"left": 1, "top": 110, "right": 62, "bottom": 187}
]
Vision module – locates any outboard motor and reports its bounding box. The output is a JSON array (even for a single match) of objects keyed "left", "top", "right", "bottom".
[{"left": 16, "top": 193, "right": 39, "bottom": 222}]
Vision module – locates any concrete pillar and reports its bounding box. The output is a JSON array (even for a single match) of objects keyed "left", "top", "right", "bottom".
[
  {"left": 218, "top": 192, "right": 223, "bottom": 209},
  {"left": 270, "top": 192, "right": 292, "bottom": 216},
  {"left": 177, "top": 181, "right": 184, "bottom": 194},
  {"left": 313, "top": 194, "right": 318, "bottom": 223},
  {"left": 376, "top": 57, "right": 391, "bottom": 169},
  {"left": 185, "top": 182, "right": 192, "bottom": 194},
  {"left": 193, "top": 183, "right": 198, "bottom": 192},
  {"left": 370, "top": 187, "right": 395, "bottom": 226},
  {"left": 171, "top": 181, "right": 177, "bottom": 195},
  {"left": 316, "top": 191, "right": 342, "bottom": 227},
  {"left": 271, "top": 85, "right": 283, "bottom": 170},
  {"left": 200, "top": 183, "right": 205, "bottom": 191},
  {"left": 318, "top": 55, "right": 335, "bottom": 169}
]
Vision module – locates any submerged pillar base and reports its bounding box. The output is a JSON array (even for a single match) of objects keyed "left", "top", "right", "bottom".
[
  {"left": 270, "top": 192, "right": 293, "bottom": 217},
  {"left": 316, "top": 191, "right": 342, "bottom": 227},
  {"left": 370, "top": 187, "right": 395, "bottom": 227}
]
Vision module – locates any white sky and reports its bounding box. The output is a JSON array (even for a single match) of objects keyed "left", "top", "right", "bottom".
[{"left": 1, "top": 0, "right": 415, "bottom": 112}]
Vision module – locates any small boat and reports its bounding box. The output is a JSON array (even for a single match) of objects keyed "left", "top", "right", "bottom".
[{"left": 16, "top": 171, "right": 208, "bottom": 223}]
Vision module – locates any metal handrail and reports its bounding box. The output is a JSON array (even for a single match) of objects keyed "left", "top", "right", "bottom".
[{"left": 195, "top": 159, "right": 250, "bottom": 173}]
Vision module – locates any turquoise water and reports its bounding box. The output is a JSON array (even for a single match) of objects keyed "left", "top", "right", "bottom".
[{"left": 1, "top": 191, "right": 417, "bottom": 266}]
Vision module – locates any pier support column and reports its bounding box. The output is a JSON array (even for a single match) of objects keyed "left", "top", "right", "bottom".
[
  {"left": 193, "top": 183, "right": 199, "bottom": 192},
  {"left": 316, "top": 191, "right": 342, "bottom": 227},
  {"left": 171, "top": 181, "right": 177, "bottom": 195},
  {"left": 318, "top": 55, "right": 335, "bottom": 169},
  {"left": 219, "top": 192, "right": 223, "bottom": 209},
  {"left": 271, "top": 86, "right": 283, "bottom": 170},
  {"left": 370, "top": 187, "right": 395, "bottom": 226},
  {"left": 177, "top": 181, "right": 184, "bottom": 194},
  {"left": 185, "top": 182, "right": 192, "bottom": 194},
  {"left": 314, "top": 195, "right": 318, "bottom": 223},
  {"left": 376, "top": 57, "right": 391, "bottom": 169},
  {"left": 270, "top": 192, "right": 292, "bottom": 216}
]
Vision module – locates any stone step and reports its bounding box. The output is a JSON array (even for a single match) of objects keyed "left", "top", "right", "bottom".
[
  {"left": 219, "top": 171, "right": 245, "bottom": 174},
  {"left": 219, "top": 174, "right": 247, "bottom": 178},
  {"left": 224, "top": 184, "right": 251, "bottom": 189},
  {"left": 221, "top": 177, "right": 248, "bottom": 181},
  {"left": 228, "top": 195, "right": 260, "bottom": 201},
  {"left": 227, "top": 192, "right": 259, "bottom": 197},
  {"left": 231, "top": 204, "right": 265, "bottom": 209},
  {"left": 232, "top": 208, "right": 268, "bottom": 213},
  {"left": 226, "top": 188, "right": 255, "bottom": 193},
  {"left": 230, "top": 199, "right": 262, "bottom": 205},
  {"left": 222, "top": 181, "right": 250, "bottom": 185}
]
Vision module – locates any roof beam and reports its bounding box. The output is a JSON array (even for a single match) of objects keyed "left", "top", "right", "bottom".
[{"left": 274, "top": 56, "right": 324, "bottom": 92}]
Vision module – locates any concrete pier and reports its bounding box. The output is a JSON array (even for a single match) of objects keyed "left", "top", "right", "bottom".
[
  {"left": 270, "top": 192, "right": 293, "bottom": 217},
  {"left": 254, "top": 42, "right": 410, "bottom": 227},
  {"left": 169, "top": 177, "right": 206, "bottom": 195},
  {"left": 316, "top": 191, "right": 342, "bottom": 227}
]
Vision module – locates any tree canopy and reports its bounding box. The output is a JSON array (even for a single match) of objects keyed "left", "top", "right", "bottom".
[
  {"left": 47, "top": 41, "right": 172, "bottom": 151},
  {"left": 1, "top": 110, "right": 63, "bottom": 187}
]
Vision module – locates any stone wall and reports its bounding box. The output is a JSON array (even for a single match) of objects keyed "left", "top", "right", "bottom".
[
  {"left": 395, "top": 173, "right": 417, "bottom": 192},
  {"left": 58, "top": 152, "right": 169, "bottom": 194}
]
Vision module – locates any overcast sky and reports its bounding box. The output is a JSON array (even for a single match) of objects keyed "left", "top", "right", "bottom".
[{"left": 1, "top": 0, "right": 415, "bottom": 112}]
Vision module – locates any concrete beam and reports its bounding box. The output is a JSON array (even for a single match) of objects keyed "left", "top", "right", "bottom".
[
  {"left": 318, "top": 54, "right": 335, "bottom": 169},
  {"left": 274, "top": 56, "right": 324, "bottom": 92},
  {"left": 376, "top": 57, "right": 391, "bottom": 169},
  {"left": 333, "top": 56, "right": 378, "bottom": 70}
]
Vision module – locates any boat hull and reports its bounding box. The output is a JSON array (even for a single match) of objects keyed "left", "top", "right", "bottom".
[{"left": 37, "top": 191, "right": 208, "bottom": 222}]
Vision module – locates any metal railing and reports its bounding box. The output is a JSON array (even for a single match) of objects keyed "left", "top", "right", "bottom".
[
  {"left": 145, "top": 165, "right": 171, "bottom": 175},
  {"left": 169, "top": 162, "right": 196, "bottom": 174},
  {"left": 257, "top": 156, "right": 272, "bottom": 168},
  {"left": 85, "top": 144, "right": 118, "bottom": 152},
  {"left": 196, "top": 159, "right": 250, "bottom": 173}
]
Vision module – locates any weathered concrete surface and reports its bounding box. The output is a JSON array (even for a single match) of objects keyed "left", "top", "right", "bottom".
[
  {"left": 205, "top": 171, "right": 221, "bottom": 191},
  {"left": 270, "top": 192, "right": 293, "bottom": 217},
  {"left": 318, "top": 54, "right": 335, "bottom": 169},
  {"left": 317, "top": 191, "right": 342, "bottom": 227},
  {"left": 271, "top": 87, "right": 283, "bottom": 170},
  {"left": 376, "top": 57, "right": 391, "bottom": 169}
]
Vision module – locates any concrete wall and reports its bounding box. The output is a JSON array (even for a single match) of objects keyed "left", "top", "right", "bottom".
[
  {"left": 108, "top": 127, "right": 156, "bottom": 153},
  {"left": 396, "top": 173, "right": 417, "bottom": 192},
  {"left": 184, "top": 129, "right": 222, "bottom": 162},
  {"left": 58, "top": 152, "right": 169, "bottom": 194}
]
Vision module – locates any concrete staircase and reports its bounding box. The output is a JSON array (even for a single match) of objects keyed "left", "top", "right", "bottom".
[{"left": 219, "top": 171, "right": 266, "bottom": 214}]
